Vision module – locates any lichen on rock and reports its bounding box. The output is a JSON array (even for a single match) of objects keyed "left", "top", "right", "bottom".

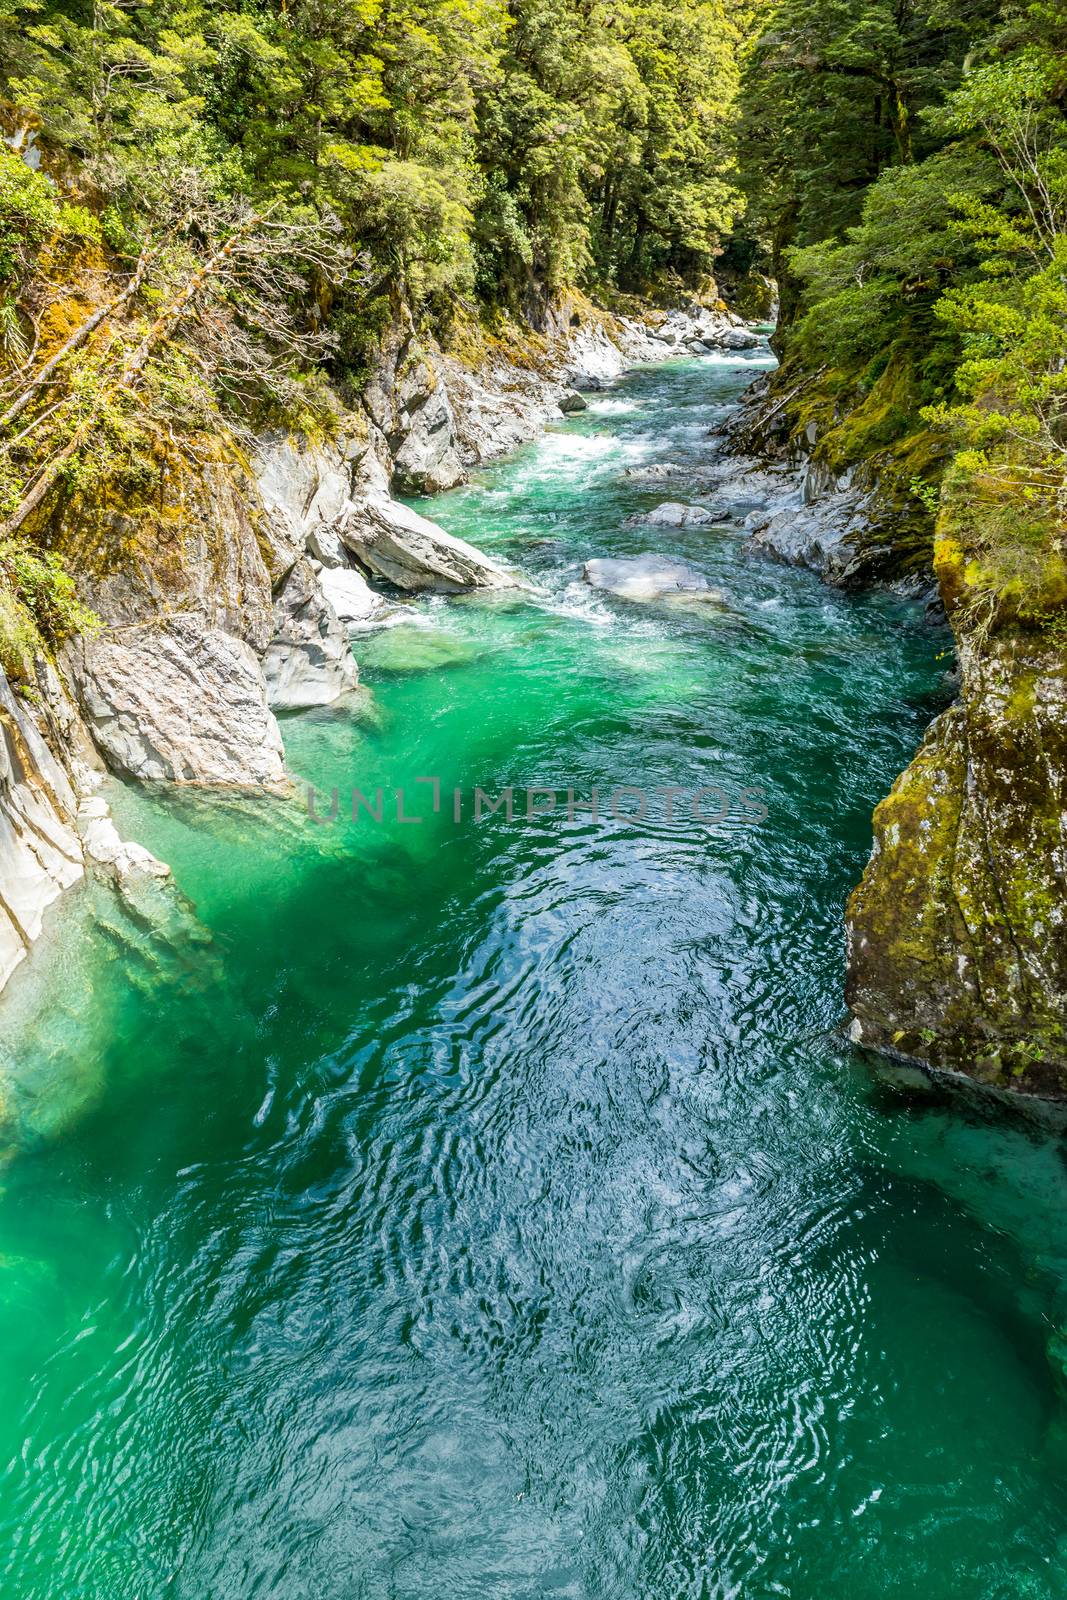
[{"left": 846, "top": 625, "right": 1067, "bottom": 1097}]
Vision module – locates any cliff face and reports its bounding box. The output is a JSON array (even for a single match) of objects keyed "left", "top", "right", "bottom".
[
  {"left": 845, "top": 526, "right": 1067, "bottom": 1097},
  {"left": 846, "top": 625, "right": 1066, "bottom": 1096},
  {"left": 58, "top": 439, "right": 361, "bottom": 789},
  {"left": 0, "top": 663, "right": 83, "bottom": 989}
]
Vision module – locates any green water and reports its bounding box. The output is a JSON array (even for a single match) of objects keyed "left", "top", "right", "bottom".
[{"left": 2, "top": 349, "right": 1066, "bottom": 1598}]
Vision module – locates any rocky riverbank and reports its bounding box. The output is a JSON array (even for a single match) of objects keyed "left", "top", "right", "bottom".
[{"left": 0, "top": 297, "right": 755, "bottom": 994}]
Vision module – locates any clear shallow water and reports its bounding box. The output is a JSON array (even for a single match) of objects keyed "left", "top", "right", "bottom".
[{"left": 1, "top": 349, "right": 1066, "bottom": 1598}]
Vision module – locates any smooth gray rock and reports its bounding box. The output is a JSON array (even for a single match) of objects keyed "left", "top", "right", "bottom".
[
  {"left": 318, "top": 565, "right": 394, "bottom": 631},
  {"left": 583, "top": 554, "right": 725, "bottom": 604},
  {"left": 75, "top": 616, "right": 287, "bottom": 788},
  {"left": 392, "top": 380, "right": 465, "bottom": 495},
  {"left": 632, "top": 502, "right": 720, "bottom": 527},
  {"left": 339, "top": 496, "right": 522, "bottom": 593},
  {"left": 254, "top": 432, "right": 360, "bottom": 566},
  {"left": 559, "top": 391, "right": 589, "bottom": 414},
  {"left": 262, "top": 557, "right": 359, "bottom": 710},
  {"left": 719, "top": 327, "right": 761, "bottom": 351},
  {"left": 0, "top": 666, "right": 84, "bottom": 988}
]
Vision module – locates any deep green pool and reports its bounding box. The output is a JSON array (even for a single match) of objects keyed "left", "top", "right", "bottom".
[{"left": 1, "top": 349, "right": 1065, "bottom": 1598}]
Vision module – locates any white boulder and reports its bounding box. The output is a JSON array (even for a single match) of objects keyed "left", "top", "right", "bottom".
[
  {"left": 339, "top": 496, "right": 523, "bottom": 594},
  {"left": 584, "top": 554, "right": 726, "bottom": 605}
]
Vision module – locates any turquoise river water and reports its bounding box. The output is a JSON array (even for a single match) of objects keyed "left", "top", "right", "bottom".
[{"left": 0, "top": 345, "right": 1065, "bottom": 1598}]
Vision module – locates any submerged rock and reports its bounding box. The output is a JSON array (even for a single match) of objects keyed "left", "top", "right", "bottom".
[
  {"left": 340, "top": 495, "right": 522, "bottom": 594},
  {"left": 75, "top": 795, "right": 170, "bottom": 880},
  {"left": 74, "top": 616, "right": 288, "bottom": 789},
  {"left": 357, "top": 625, "right": 477, "bottom": 674},
  {"left": 584, "top": 554, "right": 726, "bottom": 605}
]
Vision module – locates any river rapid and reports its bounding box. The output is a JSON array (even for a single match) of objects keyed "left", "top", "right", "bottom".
[{"left": 1, "top": 344, "right": 1065, "bottom": 1598}]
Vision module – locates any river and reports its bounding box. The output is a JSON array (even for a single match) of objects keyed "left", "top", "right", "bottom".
[{"left": 0, "top": 345, "right": 1064, "bottom": 1597}]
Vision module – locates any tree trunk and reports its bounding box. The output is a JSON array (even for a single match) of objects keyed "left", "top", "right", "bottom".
[{"left": 770, "top": 202, "right": 799, "bottom": 356}]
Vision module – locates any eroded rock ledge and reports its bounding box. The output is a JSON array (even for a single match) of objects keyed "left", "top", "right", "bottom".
[{"left": 0, "top": 661, "right": 172, "bottom": 991}]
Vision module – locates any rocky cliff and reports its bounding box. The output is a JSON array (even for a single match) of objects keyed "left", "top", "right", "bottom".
[{"left": 846, "top": 544, "right": 1067, "bottom": 1098}]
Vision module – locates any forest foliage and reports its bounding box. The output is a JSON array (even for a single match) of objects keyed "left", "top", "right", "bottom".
[
  {"left": 0, "top": 0, "right": 760, "bottom": 676},
  {"left": 0, "top": 0, "right": 1064, "bottom": 671},
  {"left": 736, "top": 0, "right": 1067, "bottom": 623}
]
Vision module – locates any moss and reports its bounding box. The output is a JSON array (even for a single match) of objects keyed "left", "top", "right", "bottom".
[
  {"left": 847, "top": 628, "right": 1067, "bottom": 1099},
  {"left": 729, "top": 272, "right": 776, "bottom": 320},
  {"left": 934, "top": 486, "right": 1067, "bottom": 636},
  {"left": 34, "top": 290, "right": 96, "bottom": 359},
  {"left": 442, "top": 299, "right": 557, "bottom": 376},
  {"left": 767, "top": 344, "right": 950, "bottom": 583},
  {"left": 0, "top": 588, "right": 40, "bottom": 683}
]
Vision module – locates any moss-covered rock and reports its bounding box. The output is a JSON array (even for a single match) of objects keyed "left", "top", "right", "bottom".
[{"left": 846, "top": 625, "right": 1067, "bottom": 1097}]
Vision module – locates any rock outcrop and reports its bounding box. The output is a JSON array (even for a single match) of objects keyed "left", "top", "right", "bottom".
[
  {"left": 701, "top": 439, "right": 878, "bottom": 585},
  {"left": 648, "top": 305, "right": 759, "bottom": 353},
  {"left": 253, "top": 429, "right": 376, "bottom": 567},
  {"left": 52, "top": 433, "right": 369, "bottom": 783},
  {"left": 75, "top": 792, "right": 170, "bottom": 879},
  {"left": 339, "top": 495, "right": 522, "bottom": 593},
  {"left": 0, "top": 660, "right": 172, "bottom": 992},
  {"left": 584, "top": 554, "right": 726, "bottom": 605},
  {"left": 261, "top": 556, "right": 360, "bottom": 710},
  {"left": 0, "top": 666, "right": 84, "bottom": 989},
  {"left": 628, "top": 502, "right": 722, "bottom": 528},
  {"left": 846, "top": 588, "right": 1067, "bottom": 1097},
  {"left": 361, "top": 311, "right": 467, "bottom": 494},
  {"left": 74, "top": 617, "right": 288, "bottom": 788},
  {"left": 724, "top": 357, "right": 946, "bottom": 594}
]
